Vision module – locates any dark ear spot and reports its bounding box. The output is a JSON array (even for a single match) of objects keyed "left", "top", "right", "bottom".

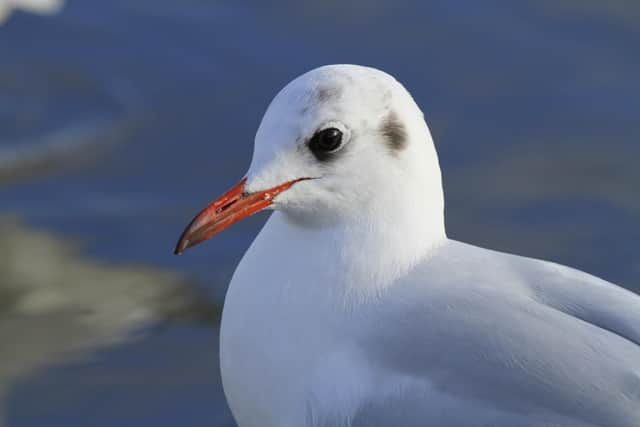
[
  {"left": 380, "top": 111, "right": 407, "bottom": 152},
  {"left": 316, "top": 85, "right": 342, "bottom": 103}
]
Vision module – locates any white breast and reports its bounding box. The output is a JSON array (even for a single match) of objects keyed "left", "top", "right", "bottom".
[{"left": 219, "top": 213, "right": 361, "bottom": 427}]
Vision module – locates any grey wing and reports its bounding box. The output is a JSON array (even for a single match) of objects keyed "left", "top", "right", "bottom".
[
  {"left": 345, "top": 244, "right": 640, "bottom": 427},
  {"left": 350, "top": 390, "right": 603, "bottom": 427},
  {"left": 524, "top": 258, "right": 640, "bottom": 347}
]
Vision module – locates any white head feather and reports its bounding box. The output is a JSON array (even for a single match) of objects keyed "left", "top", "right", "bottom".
[{"left": 245, "top": 64, "right": 446, "bottom": 291}]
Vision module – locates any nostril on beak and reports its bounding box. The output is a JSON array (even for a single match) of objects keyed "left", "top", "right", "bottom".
[{"left": 216, "top": 200, "right": 237, "bottom": 214}]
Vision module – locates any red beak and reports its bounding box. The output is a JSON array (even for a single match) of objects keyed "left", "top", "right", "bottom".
[{"left": 174, "top": 177, "right": 309, "bottom": 255}]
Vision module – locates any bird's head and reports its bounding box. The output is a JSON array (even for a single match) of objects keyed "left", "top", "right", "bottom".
[{"left": 175, "top": 64, "right": 444, "bottom": 255}]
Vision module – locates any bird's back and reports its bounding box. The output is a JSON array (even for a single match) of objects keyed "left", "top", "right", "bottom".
[{"left": 351, "top": 239, "right": 640, "bottom": 426}]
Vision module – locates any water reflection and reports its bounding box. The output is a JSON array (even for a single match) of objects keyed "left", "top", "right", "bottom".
[
  {"left": 0, "top": 24, "right": 221, "bottom": 423},
  {"left": 0, "top": 0, "right": 63, "bottom": 25},
  {"left": 0, "top": 218, "right": 220, "bottom": 427}
]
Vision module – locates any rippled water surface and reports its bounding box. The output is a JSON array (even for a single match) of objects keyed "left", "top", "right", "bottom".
[{"left": 1, "top": 1, "right": 638, "bottom": 425}]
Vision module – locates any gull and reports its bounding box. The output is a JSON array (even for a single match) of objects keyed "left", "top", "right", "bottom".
[{"left": 174, "top": 65, "right": 640, "bottom": 427}]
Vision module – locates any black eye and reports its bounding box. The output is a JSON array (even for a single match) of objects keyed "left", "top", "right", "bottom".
[{"left": 308, "top": 127, "right": 343, "bottom": 159}]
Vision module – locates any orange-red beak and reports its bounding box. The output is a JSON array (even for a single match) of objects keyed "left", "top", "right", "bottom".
[{"left": 174, "top": 177, "right": 309, "bottom": 255}]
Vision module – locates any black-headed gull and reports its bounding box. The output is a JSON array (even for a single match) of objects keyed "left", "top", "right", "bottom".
[{"left": 175, "top": 65, "right": 640, "bottom": 427}]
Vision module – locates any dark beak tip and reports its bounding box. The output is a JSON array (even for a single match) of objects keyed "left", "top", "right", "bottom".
[{"left": 173, "top": 237, "right": 190, "bottom": 255}]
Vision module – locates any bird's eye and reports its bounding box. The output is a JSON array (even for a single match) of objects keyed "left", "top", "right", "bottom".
[{"left": 308, "top": 127, "right": 343, "bottom": 158}]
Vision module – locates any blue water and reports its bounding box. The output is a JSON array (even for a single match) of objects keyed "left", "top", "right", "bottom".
[{"left": 1, "top": 1, "right": 638, "bottom": 425}]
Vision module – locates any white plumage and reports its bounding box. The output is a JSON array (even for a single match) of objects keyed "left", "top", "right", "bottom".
[{"left": 178, "top": 64, "right": 640, "bottom": 427}]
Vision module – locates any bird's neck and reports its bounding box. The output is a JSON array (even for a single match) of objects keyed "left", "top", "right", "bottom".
[{"left": 268, "top": 188, "right": 446, "bottom": 297}]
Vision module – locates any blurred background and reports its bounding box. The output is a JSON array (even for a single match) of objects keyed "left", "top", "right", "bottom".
[{"left": 0, "top": 0, "right": 638, "bottom": 425}]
